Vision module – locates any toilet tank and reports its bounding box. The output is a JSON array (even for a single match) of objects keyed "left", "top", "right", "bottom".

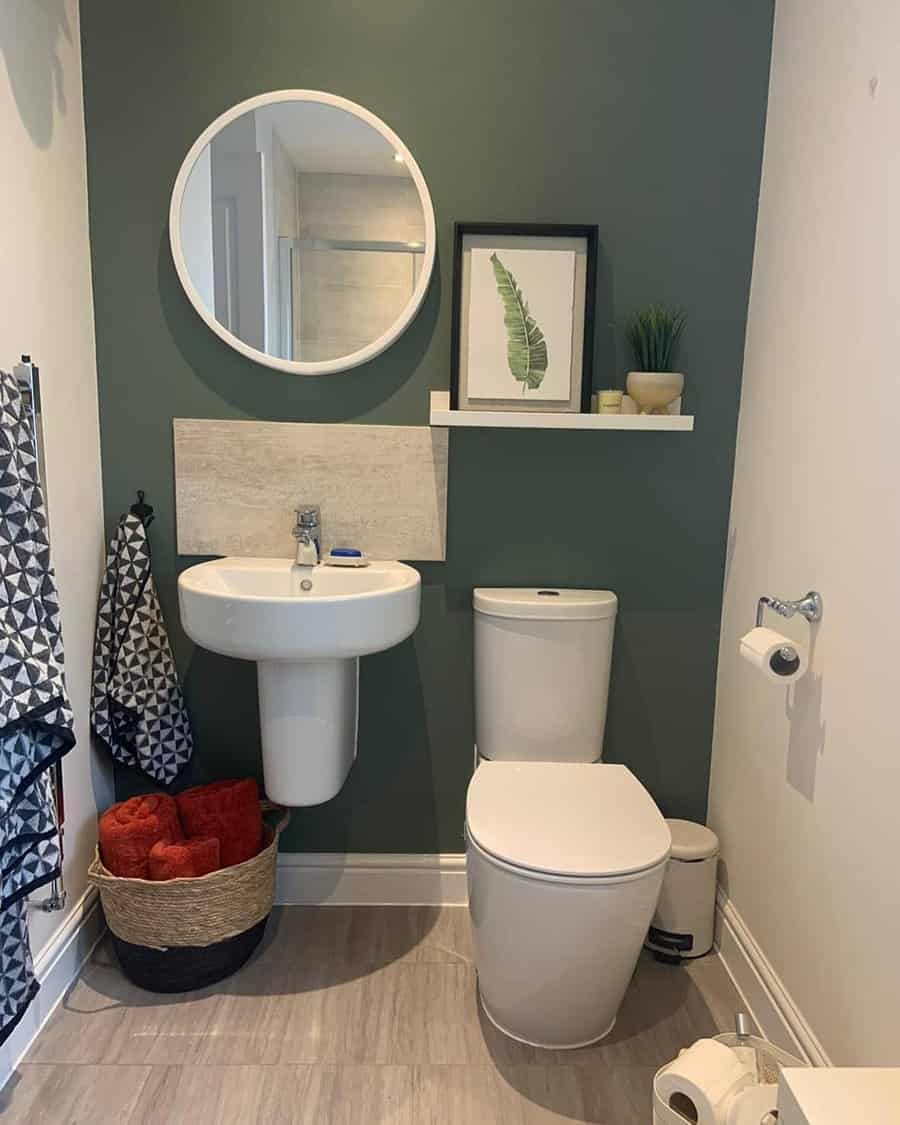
[{"left": 473, "top": 588, "right": 618, "bottom": 763}]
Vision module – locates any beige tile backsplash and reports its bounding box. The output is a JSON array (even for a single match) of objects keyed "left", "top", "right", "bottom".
[{"left": 174, "top": 418, "right": 449, "bottom": 561}]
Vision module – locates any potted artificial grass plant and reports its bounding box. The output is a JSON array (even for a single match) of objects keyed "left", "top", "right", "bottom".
[{"left": 625, "top": 305, "right": 686, "bottom": 414}]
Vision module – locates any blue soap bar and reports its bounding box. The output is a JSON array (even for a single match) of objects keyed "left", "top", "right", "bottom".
[{"left": 330, "top": 548, "right": 362, "bottom": 557}]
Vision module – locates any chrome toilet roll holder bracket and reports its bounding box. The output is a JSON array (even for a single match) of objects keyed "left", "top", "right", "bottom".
[
  {"left": 755, "top": 590, "right": 823, "bottom": 628},
  {"left": 755, "top": 591, "right": 822, "bottom": 664}
]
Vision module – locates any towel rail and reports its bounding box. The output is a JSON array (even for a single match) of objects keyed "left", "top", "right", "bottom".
[{"left": 13, "top": 356, "right": 67, "bottom": 913}]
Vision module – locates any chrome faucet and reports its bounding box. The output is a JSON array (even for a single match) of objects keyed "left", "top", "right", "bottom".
[{"left": 293, "top": 506, "right": 321, "bottom": 567}]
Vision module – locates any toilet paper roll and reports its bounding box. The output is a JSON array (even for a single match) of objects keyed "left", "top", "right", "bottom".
[
  {"left": 655, "top": 1039, "right": 755, "bottom": 1125},
  {"left": 739, "top": 627, "right": 809, "bottom": 684},
  {"left": 725, "top": 1084, "right": 779, "bottom": 1125}
]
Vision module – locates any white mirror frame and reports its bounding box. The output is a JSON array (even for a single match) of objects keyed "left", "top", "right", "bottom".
[{"left": 169, "top": 90, "right": 436, "bottom": 376}]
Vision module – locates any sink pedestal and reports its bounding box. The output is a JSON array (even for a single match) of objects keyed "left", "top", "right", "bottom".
[{"left": 257, "top": 658, "right": 359, "bottom": 806}]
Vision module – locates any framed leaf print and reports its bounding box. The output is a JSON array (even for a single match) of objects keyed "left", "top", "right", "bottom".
[{"left": 451, "top": 223, "right": 597, "bottom": 412}]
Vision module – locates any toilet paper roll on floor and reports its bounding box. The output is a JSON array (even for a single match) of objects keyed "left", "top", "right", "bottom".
[
  {"left": 739, "top": 626, "right": 809, "bottom": 684},
  {"left": 655, "top": 1038, "right": 755, "bottom": 1125}
]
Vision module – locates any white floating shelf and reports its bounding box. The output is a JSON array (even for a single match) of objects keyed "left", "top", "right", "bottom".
[{"left": 429, "top": 391, "right": 694, "bottom": 431}]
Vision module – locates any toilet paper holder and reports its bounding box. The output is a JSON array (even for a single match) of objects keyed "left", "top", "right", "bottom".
[{"left": 755, "top": 591, "right": 822, "bottom": 629}]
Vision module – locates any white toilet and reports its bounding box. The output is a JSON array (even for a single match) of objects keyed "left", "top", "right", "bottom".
[{"left": 466, "top": 587, "right": 672, "bottom": 1049}]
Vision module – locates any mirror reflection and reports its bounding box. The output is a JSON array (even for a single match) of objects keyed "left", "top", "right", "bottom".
[{"left": 178, "top": 99, "right": 428, "bottom": 366}]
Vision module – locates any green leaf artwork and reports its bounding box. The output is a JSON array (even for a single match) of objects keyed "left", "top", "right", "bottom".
[{"left": 489, "top": 252, "right": 548, "bottom": 392}]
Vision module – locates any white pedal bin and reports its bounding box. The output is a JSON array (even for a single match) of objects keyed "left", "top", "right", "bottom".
[{"left": 646, "top": 819, "right": 719, "bottom": 959}]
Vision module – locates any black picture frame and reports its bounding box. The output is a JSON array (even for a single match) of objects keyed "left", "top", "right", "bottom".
[{"left": 450, "top": 222, "right": 598, "bottom": 412}]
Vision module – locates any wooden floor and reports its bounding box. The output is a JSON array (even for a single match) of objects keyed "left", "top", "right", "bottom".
[{"left": 3, "top": 906, "right": 743, "bottom": 1123}]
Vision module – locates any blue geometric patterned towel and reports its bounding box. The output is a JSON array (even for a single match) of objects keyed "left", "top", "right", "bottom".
[
  {"left": 91, "top": 512, "right": 193, "bottom": 785},
  {"left": 0, "top": 369, "right": 75, "bottom": 1046}
]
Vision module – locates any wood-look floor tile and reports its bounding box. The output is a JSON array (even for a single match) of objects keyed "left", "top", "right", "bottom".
[
  {"left": 412, "top": 1063, "right": 524, "bottom": 1124},
  {"left": 125, "top": 1065, "right": 415, "bottom": 1125},
  {"left": 370, "top": 963, "right": 474, "bottom": 1064},
  {"left": 189, "top": 916, "right": 306, "bottom": 1065},
  {"left": 475, "top": 1062, "right": 656, "bottom": 1124},
  {"left": 357, "top": 961, "right": 547, "bottom": 1067},
  {"left": 343, "top": 906, "right": 424, "bottom": 965},
  {"left": 413, "top": 906, "right": 475, "bottom": 965},
  {"left": 563, "top": 952, "right": 734, "bottom": 1070},
  {"left": 25, "top": 947, "right": 138, "bottom": 1064},
  {"left": 495, "top": 1065, "right": 587, "bottom": 1123},
  {"left": 276, "top": 960, "right": 481, "bottom": 1066},
  {"left": 101, "top": 983, "right": 223, "bottom": 1066},
  {"left": 14, "top": 907, "right": 745, "bottom": 1125},
  {"left": 24, "top": 941, "right": 228, "bottom": 1067},
  {"left": 368, "top": 962, "right": 474, "bottom": 1064},
  {"left": 266, "top": 906, "right": 431, "bottom": 968},
  {"left": 1, "top": 1064, "right": 151, "bottom": 1124},
  {"left": 682, "top": 952, "right": 751, "bottom": 1034},
  {"left": 574, "top": 1064, "right": 658, "bottom": 1124},
  {"left": 298, "top": 977, "right": 367, "bottom": 1064},
  {"left": 271, "top": 905, "right": 476, "bottom": 968},
  {"left": 126, "top": 1064, "right": 318, "bottom": 1124},
  {"left": 194, "top": 986, "right": 296, "bottom": 1065},
  {"left": 272, "top": 906, "right": 361, "bottom": 963},
  {"left": 125, "top": 1064, "right": 224, "bottom": 1124},
  {"left": 323, "top": 1065, "right": 415, "bottom": 1125}
]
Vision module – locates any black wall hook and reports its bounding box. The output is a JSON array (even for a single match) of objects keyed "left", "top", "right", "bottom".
[{"left": 130, "top": 489, "right": 155, "bottom": 527}]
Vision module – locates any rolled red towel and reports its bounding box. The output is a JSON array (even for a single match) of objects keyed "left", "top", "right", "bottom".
[
  {"left": 98, "top": 794, "right": 183, "bottom": 879},
  {"left": 175, "top": 778, "right": 263, "bottom": 867},
  {"left": 148, "top": 835, "right": 220, "bottom": 881}
]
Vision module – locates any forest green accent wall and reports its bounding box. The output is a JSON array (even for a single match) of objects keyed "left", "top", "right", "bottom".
[{"left": 79, "top": 0, "right": 773, "bottom": 852}]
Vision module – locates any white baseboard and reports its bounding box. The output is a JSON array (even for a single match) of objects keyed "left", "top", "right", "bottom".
[
  {"left": 715, "top": 889, "right": 830, "bottom": 1066},
  {"left": 0, "top": 888, "right": 106, "bottom": 1090},
  {"left": 276, "top": 852, "right": 468, "bottom": 906}
]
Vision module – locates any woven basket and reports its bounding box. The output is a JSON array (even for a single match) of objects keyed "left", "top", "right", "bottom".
[{"left": 87, "top": 801, "right": 289, "bottom": 992}]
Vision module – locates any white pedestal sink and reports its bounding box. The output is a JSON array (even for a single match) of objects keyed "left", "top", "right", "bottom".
[{"left": 178, "top": 558, "right": 421, "bottom": 805}]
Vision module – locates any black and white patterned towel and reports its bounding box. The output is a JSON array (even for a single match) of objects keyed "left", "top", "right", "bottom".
[
  {"left": 0, "top": 369, "right": 75, "bottom": 1046},
  {"left": 91, "top": 512, "right": 193, "bottom": 785}
]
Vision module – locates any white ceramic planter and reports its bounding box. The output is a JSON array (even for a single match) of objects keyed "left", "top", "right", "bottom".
[{"left": 626, "top": 371, "right": 684, "bottom": 415}]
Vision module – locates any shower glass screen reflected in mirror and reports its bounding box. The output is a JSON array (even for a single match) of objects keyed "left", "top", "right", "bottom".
[{"left": 173, "top": 93, "right": 434, "bottom": 374}]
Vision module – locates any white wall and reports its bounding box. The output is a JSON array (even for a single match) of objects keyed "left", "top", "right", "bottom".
[
  {"left": 0, "top": 0, "right": 111, "bottom": 962},
  {"left": 210, "top": 115, "right": 266, "bottom": 351},
  {"left": 255, "top": 112, "right": 278, "bottom": 356},
  {"left": 709, "top": 0, "right": 900, "bottom": 1066},
  {"left": 180, "top": 146, "right": 214, "bottom": 314}
]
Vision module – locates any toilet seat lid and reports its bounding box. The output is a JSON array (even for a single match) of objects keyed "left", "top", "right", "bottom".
[{"left": 466, "top": 763, "right": 671, "bottom": 878}]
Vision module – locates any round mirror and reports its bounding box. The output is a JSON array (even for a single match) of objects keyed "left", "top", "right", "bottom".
[{"left": 169, "top": 91, "right": 435, "bottom": 376}]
